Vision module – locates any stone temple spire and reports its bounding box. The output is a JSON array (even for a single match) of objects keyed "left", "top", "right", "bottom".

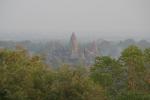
[
  {"left": 70, "top": 32, "right": 79, "bottom": 58},
  {"left": 90, "top": 40, "right": 98, "bottom": 54}
]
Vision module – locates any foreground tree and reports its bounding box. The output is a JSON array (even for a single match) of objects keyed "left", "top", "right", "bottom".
[
  {"left": 143, "top": 48, "right": 150, "bottom": 90},
  {"left": 49, "top": 65, "right": 106, "bottom": 100},
  {"left": 0, "top": 48, "right": 48, "bottom": 100},
  {"left": 91, "top": 46, "right": 150, "bottom": 100},
  {"left": 0, "top": 49, "right": 106, "bottom": 100},
  {"left": 91, "top": 56, "right": 125, "bottom": 99},
  {"left": 117, "top": 45, "right": 150, "bottom": 100},
  {"left": 119, "top": 45, "right": 146, "bottom": 91}
]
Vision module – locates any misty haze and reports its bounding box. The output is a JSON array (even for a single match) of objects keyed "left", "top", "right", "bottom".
[{"left": 0, "top": 0, "right": 150, "bottom": 100}]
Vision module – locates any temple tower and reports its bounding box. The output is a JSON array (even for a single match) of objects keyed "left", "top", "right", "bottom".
[{"left": 70, "top": 32, "right": 79, "bottom": 58}]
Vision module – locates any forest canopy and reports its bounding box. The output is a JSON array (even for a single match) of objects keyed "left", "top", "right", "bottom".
[{"left": 0, "top": 45, "right": 150, "bottom": 100}]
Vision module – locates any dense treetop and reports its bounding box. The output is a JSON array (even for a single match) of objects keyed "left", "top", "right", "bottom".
[{"left": 0, "top": 45, "right": 150, "bottom": 100}]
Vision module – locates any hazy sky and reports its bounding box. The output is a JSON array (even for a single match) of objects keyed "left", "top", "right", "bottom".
[{"left": 0, "top": 0, "right": 150, "bottom": 40}]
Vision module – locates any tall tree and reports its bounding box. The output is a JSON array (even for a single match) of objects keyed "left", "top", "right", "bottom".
[
  {"left": 120, "top": 45, "right": 146, "bottom": 91},
  {"left": 91, "top": 56, "right": 124, "bottom": 99}
]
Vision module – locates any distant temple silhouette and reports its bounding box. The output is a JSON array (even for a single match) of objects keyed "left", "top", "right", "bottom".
[
  {"left": 70, "top": 32, "right": 99, "bottom": 64},
  {"left": 70, "top": 32, "right": 79, "bottom": 59}
]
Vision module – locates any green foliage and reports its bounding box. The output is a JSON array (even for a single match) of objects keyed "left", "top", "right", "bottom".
[
  {"left": 91, "top": 56, "right": 125, "bottom": 99},
  {"left": 144, "top": 48, "right": 150, "bottom": 66},
  {"left": 1, "top": 45, "right": 150, "bottom": 100},
  {"left": 116, "top": 91, "right": 150, "bottom": 100},
  {"left": 120, "top": 45, "right": 146, "bottom": 91},
  {"left": 120, "top": 45, "right": 144, "bottom": 69},
  {"left": 0, "top": 49, "right": 47, "bottom": 100},
  {"left": 0, "top": 49, "right": 105, "bottom": 100},
  {"left": 91, "top": 56, "right": 114, "bottom": 87},
  {"left": 91, "top": 45, "right": 150, "bottom": 100},
  {"left": 48, "top": 65, "right": 105, "bottom": 100}
]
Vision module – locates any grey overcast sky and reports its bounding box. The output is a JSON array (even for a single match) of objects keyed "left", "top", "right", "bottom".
[{"left": 0, "top": 0, "right": 150, "bottom": 40}]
